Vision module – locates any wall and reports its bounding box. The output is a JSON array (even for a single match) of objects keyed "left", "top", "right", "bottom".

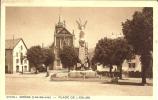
[{"left": 5, "top": 50, "right": 13, "bottom": 73}]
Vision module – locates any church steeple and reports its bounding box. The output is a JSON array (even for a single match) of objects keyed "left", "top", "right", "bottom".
[
  {"left": 55, "top": 16, "right": 66, "bottom": 34},
  {"left": 57, "top": 16, "right": 65, "bottom": 28}
]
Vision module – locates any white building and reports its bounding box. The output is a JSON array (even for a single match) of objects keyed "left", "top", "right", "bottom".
[
  {"left": 122, "top": 55, "right": 141, "bottom": 72},
  {"left": 96, "top": 55, "right": 142, "bottom": 72},
  {"left": 5, "top": 38, "right": 29, "bottom": 73}
]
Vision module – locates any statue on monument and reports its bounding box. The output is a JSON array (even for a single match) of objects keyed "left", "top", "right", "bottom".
[
  {"left": 76, "top": 19, "right": 87, "bottom": 47},
  {"left": 76, "top": 18, "right": 87, "bottom": 31}
]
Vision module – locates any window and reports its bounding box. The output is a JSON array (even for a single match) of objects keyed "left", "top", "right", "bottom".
[
  {"left": 16, "top": 66, "right": 19, "bottom": 72},
  {"left": 16, "top": 52, "right": 18, "bottom": 57},
  {"left": 129, "top": 63, "right": 131, "bottom": 68},
  {"left": 20, "top": 53, "right": 23, "bottom": 58},
  {"left": 16, "top": 59, "right": 19, "bottom": 63},
  {"left": 129, "top": 63, "right": 135, "bottom": 68},
  {"left": 21, "top": 45, "right": 23, "bottom": 50},
  {"left": 132, "top": 63, "right": 136, "bottom": 68},
  {"left": 5, "top": 65, "right": 8, "bottom": 73},
  {"left": 24, "top": 60, "right": 27, "bottom": 64},
  {"left": 66, "top": 39, "right": 70, "bottom": 46},
  {"left": 57, "top": 60, "right": 60, "bottom": 66},
  {"left": 24, "top": 66, "right": 27, "bottom": 72}
]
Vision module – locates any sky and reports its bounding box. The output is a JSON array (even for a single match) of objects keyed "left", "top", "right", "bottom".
[{"left": 6, "top": 7, "right": 143, "bottom": 49}]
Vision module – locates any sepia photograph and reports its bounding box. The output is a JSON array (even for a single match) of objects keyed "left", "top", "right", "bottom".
[
  {"left": 1, "top": 0, "right": 157, "bottom": 100},
  {"left": 5, "top": 7, "right": 153, "bottom": 96}
]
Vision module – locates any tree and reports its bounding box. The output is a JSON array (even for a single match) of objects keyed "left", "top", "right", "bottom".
[
  {"left": 42, "top": 48, "right": 54, "bottom": 68},
  {"left": 59, "top": 46, "right": 79, "bottom": 72},
  {"left": 92, "top": 37, "right": 114, "bottom": 75},
  {"left": 27, "top": 46, "right": 43, "bottom": 73},
  {"left": 122, "top": 7, "right": 153, "bottom": 84},
  {"left": 42, "top": 48, "right": 55, "bottom": 75},
  {"left": 111, "top": 38, "right": 133, "bottom": 79},
  {"left": 92, "top": 37, "right": 133, "bottom": 78}
]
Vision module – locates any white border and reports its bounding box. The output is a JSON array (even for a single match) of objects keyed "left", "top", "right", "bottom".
[{"left": 1, "top": 1, "right": 158, "bottom": 100}]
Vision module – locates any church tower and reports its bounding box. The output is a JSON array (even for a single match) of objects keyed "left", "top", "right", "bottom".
[{"left": 53, "top": 17, "right": 75, "bottom": 69}]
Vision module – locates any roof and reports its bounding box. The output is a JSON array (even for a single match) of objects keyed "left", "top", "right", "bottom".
[
  {"left": 56, "top": 26, "right": 73, "bottom": 36},
  {"left": 5, "top": 38, "right": 27, "bottom": 50}
]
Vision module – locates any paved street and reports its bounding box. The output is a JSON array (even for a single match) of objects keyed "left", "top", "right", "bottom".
[{"left": 5, "top": 73, "right": 153, "bottom": 96}]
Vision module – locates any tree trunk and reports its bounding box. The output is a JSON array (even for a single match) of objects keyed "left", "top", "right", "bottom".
[
  {"left": 119, "top": 65, "right": 122, "bottom": 79},
  {"left": 74, "top": 64, "right": 76, "bottom": 70},
  {"left": 109, "top": 65, "right": 112, "bottom": 77},
  {"left": 141, "top": 65, "right": 146, "bottom": 84},
  {"left": 45, "top": 66, "right": 49, "bottom": 77},
  {"left": 35, "top": 66, "right": 38, "bottom": 74},
  {"left": 141, "top": 53, "right": 150, "bottom": 85},
  {"left": 22, "top": 66, "right": 23, "bottom": 74},
  {"left": 68, "top": 66, "right": 70, "bottom": 72}
]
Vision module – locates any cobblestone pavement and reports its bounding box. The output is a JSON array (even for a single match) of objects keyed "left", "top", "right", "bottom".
[{"left": 5, "top": 73, "right": 153, "bottom": 96}]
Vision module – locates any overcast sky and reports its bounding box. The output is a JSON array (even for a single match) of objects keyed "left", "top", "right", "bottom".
[{"left": 6, "top": 7, "right": 143, "bottom": 49}]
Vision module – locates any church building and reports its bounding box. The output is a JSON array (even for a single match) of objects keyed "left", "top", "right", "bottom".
[{"left": 53, "top": 18, "right": 75, "bottom": 69}]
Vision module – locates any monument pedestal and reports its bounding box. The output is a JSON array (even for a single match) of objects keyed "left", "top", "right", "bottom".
[{"left": 79, "top": 46, "right": 86, "bottom": 64}]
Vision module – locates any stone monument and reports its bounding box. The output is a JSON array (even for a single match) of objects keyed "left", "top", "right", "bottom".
[{"left": 76, "top": 19, "right": 89, "bottom": 70}]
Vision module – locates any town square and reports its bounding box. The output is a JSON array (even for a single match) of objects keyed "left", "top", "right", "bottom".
[
  {"left": 6, "top": 73, "right": 152, "bottom": 96},
  {"left": 4, "top": 6, "right": 154, "bottom": 98}
]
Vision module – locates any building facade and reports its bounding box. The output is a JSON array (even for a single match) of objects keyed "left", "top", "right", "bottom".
[
  {"left": 122, "top": 55, "right": 141, "bottom": 72},
  {"left": 53, "top": 19, "right": 75, "bottom": 69},
  {"left": 5, "top": 38, "right": 29, "bottom": 73}
]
